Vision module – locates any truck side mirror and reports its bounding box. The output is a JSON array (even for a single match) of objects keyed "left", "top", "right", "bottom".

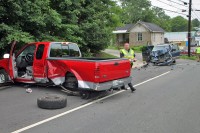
[{"left": 3, "top": 54, "right": 10, "bottom": 59}]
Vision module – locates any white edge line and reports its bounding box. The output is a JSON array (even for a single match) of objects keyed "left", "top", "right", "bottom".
[{"left": 11, "top": 71, "right": 170, "bottom": 133}]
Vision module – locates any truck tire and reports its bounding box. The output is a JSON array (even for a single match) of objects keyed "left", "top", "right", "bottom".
[
  {"left": 63, "top": 73, "right": 79, "bottom": 91},
  {"left": 80, "top": 91, "right": 91, "bottom": 99},
  {"left": 37, "top": 94, "right": 67, "bottom": 109},
  {"left": 0, "top": 69, "right": 9, "bottom": 84}
]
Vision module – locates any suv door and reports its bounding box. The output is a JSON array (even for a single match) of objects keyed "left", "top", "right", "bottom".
[{"left": 171, "top": 44, "right": 180, "bottom": 58}]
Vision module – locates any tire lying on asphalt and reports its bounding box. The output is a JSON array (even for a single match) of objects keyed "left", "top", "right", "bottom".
[{"left": 37, "top": 94, "right": 67, "bottom": 109}]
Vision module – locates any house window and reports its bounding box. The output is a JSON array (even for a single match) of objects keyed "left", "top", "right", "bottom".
[{"left": 137, "top": 32, "right": 142, "bottom": 41}]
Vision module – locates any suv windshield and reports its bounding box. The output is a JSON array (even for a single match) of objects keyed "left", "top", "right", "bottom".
[
  {"left": 152, "top": 45, "right": 171, "bottom": 52},
  {"left": 50, "top": 42, "right": 81, "bottom": 57}
]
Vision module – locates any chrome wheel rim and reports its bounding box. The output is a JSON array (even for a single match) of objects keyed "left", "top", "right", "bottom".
[{"left": 0, "top": 74, "right": 5, "bottom": 83}]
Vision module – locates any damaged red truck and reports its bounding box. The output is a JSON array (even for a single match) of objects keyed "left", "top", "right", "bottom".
[{"left": 0, "top": 42, "right": 132, "bottom": 98}]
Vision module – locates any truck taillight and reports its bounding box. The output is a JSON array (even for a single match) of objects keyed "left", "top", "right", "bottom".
[{"left": 94, "top": 65, "right": 100, "bottom": 80}]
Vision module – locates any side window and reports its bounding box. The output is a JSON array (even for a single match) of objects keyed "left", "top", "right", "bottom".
[
  {"left": 172, "top": 44, "right": 178, "bottom": 51},
  {"left": 69, "top": 44, "right": 80, "bottom": 57},
  {"left": 50, "top": 44, "right": 63, "bottom": 57},
  {"left": 36, "top": 44, "right": 45, "bottom": 59},
  {"left": 18, "top": 45, "right": 36, "bottom": 57}
]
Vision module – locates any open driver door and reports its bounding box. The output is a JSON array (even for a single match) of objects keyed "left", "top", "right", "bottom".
[{"left": 9, "top": 41, "right": 17, "bottom": 81}]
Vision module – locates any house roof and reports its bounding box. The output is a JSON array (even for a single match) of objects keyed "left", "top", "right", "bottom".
[
  {"left": 115, "top": 24, "right": 134, "bottom": 31},
  {"left": 137, "top": 21, "right": 165, "bottom": 33},
  {"left": 113, "top": 21, "right": 165, "bottom": 33}
]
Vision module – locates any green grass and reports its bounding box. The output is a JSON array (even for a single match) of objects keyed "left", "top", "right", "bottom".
[
  {"left": 107, "top": 45, "right": 145, "bottom": 53},
  {"left": 180, "top": 55, "right": 197, "bottom": 60},
  {"left": 95, "top": 52, "right": 118, "bottom": 58},
  {"left": 107, "top": 45, "right": 120, "bottom": 50},
  {"left": 130, "top": 46, "right": 144, "bottom": 53}
]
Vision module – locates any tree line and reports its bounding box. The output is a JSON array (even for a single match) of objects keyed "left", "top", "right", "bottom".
[{"left": 0, "top": 0, "right": 199, "bottom": 57}]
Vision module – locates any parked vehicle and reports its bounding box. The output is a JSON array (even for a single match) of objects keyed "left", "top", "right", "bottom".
[
  {"left": 0, "top": 41, "right": 132, "bottom": 98},
  {"left": 180, "top": 47, "right": 196, "bottom": 55},
  {"left": 150, "top": 43, "right": 180, "bottom": 65}
]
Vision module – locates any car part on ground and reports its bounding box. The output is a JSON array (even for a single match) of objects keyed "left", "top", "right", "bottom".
[{"left": 37, "top": 94, "right": 67, "bottom": 109}]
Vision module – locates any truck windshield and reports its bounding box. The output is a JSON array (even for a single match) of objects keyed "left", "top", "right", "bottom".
[{"left": 49, "top": 43, "right": 81, "bottom": 57}]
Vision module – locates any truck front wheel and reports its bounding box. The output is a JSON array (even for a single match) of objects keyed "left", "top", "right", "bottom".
[{"left": 0, "top": 69, "right": 9, "bottom": 84}]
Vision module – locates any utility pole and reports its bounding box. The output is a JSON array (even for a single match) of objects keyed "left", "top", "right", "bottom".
[{"left": 188, "top": 0, "right": 192, "bottom": 57}]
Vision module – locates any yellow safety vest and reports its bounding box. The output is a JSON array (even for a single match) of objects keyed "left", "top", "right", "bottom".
[
  {"left": 196, "top": 47, "right": 200, "bottom": 54},
  {"left": 120, "top": 49, "right": 134, "bottom": 59}
]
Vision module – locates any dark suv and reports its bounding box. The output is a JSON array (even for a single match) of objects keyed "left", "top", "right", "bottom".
[{"left": 150, "top": 43, "right": 180, "bottom": 65}]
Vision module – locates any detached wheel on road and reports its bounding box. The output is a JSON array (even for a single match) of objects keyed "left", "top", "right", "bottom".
[
  {"left": 0, "top": 69, "right": 9, "bottom": 84},
  {"left": 37, "top": 95, "right": 67, "bottom": 109}
]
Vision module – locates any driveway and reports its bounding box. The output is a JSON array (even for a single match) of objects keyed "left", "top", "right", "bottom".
[{"left": 103, "top": 49, "right": 144, "bottom": 68}]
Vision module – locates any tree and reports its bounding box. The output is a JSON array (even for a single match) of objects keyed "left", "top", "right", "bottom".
[
  {"left": 120, "top": 0, "right": 152, "bottom": 23},
  {"left": 0, "top": 0, "right": 121, "bottom": 57},
  {"left": 0, "top": 0, "right": 62, "bottom": 48},
  {"left": 50, "top": 0, "right": 120, "bottom": 56},
  {"left": 170, "top": 16, "right": 188, "bottom": 32},
  {"left": 192, "top": 18, "right": 200, "bottom": 30},
  {"left": 151, "top": 7, "right": 171, "bottom": 31}
]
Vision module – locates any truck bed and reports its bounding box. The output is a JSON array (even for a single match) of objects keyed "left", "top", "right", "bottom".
[{"left": 47, "top": 57, "right": 131, "bottom": 83}]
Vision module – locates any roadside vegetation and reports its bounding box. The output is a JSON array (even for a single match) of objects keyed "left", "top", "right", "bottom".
[
  {"left": 107, "top": 45, "right": 144, "bottom": 53},
  {"left": 180, "top": 55, "right": 197, "bottom": 60},
  {"left": 95, "top": 52, "right": 118, "bottom": 58}
]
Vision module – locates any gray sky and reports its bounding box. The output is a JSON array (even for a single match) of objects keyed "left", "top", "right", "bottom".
[{"left": 150, "top": 0, "right": 200, "bottom": 20}]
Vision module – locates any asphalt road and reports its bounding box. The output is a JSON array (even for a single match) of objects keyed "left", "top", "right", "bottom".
[{"left": 1, "top": 59, "right": 200, "bottom": 133}]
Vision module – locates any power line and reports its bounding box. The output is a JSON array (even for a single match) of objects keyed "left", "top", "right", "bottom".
[
  {"left": 153, "top": 6, "right": 187, "bottom": 16},
  {"left": 155, "top": 0, "right": 185, "bottom": 11},
  {"left": 177, "top": 0, "right": 188, "bottom": 5},
  {"left": 165, "top": 0, "right": 188, "bottom": 7},
  {"left": 192, "top": 11, "right": 200, "bottom": 20}
]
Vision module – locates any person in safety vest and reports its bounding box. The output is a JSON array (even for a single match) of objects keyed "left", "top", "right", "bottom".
[
  {"left": 120, "top": 42, "right": 136, "bottom": 92},
  {"left": 120, "top": 43, "right": 136, "bottom": 67},
  {"left": 196, "top": 46, "right": 200, "bottom": 62}
]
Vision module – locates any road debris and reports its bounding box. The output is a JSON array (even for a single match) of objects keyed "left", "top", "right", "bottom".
[{"left": 26, "top": 88, "right": 32, "bottom": 93}]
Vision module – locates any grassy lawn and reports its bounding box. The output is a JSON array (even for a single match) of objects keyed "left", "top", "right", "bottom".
[
  {"left": 95, "top": 52, "right": 118, "bottom": 58},
  {"left": 180, "top": 55, "right": 197, "bottom": 60},
  {"left": 107, "top": 45, "right": 144, "bottom": 53}
]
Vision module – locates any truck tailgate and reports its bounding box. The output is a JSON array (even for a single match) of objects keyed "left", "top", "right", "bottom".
[{"left": 97, "top": 59, "right": 131, "bottom": 83}]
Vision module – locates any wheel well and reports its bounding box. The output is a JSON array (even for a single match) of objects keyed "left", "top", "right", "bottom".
[{"left": 65, "top": 72, "right": 76, "bottom": 78}]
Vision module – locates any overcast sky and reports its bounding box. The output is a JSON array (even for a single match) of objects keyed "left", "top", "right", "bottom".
[{"left": 150, "top": 0, "right": 200, "bottom": 20}]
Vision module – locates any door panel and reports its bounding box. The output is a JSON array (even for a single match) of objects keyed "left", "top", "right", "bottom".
[
  {"left": 33, "top": 44, "right": 47, "bottom": 82},
  {"left": 9, "top": 41, "right": 17, "bottom": 80}
]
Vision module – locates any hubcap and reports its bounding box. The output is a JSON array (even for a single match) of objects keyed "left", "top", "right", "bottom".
[{"left": 0, "top": 74, "right": 5, "bottom": 83}]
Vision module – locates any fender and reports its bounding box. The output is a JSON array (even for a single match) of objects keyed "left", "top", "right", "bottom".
[{"left": 0, "top": 59, "right": 9, "bottom": 74}]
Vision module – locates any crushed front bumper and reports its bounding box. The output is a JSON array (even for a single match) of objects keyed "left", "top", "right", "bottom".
[{"left": 78, "top": 77, "right": 132, "bottom": 91}]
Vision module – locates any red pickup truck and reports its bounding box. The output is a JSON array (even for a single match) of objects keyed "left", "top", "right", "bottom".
[{"left": 0, "top": 41, "right": 132, "bottom": 98}]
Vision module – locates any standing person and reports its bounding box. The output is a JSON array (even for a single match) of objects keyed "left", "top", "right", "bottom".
[
  {"left": 196, "top": 46, "right": 200, "bottom": 62},
  {"left": 120, "top": 43, "right": 136, "bottom": 92}
]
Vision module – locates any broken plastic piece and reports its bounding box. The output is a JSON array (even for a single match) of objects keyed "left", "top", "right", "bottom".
[{"left": 26, "top": 88, "right": 32, "bottom": 93}]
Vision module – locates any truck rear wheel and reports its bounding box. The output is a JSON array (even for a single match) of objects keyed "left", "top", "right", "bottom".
[
  {"left": 63, "top": 73, "right": 79, "bottom": 92},
  {"left": 0, "top": 69, "right": 9, "bottom": 84}
]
